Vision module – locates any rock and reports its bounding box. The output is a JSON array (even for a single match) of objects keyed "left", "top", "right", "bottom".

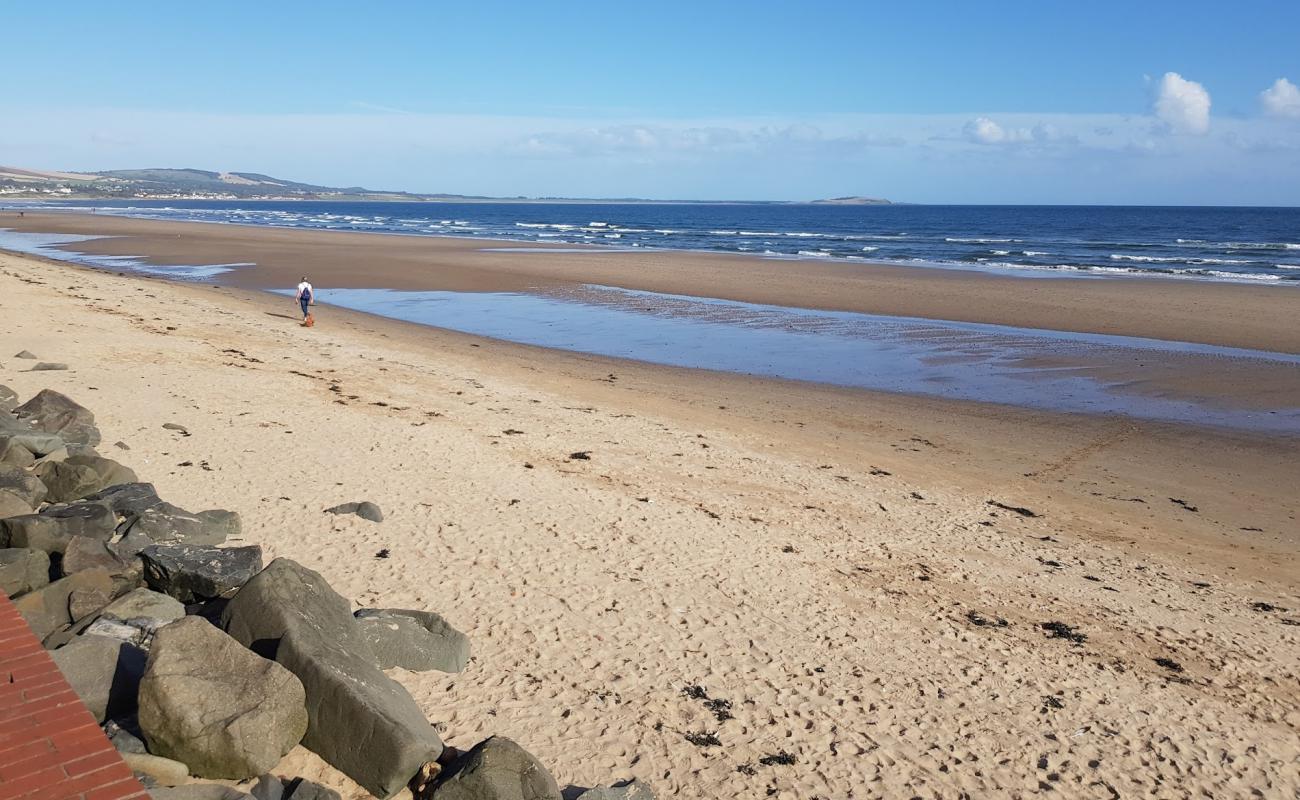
[
  {"left": 2, "top": 502, "right": 117, "bottom": 554},
  {"left": 138, "top": 617, "right": 308, "bottom": 780},
  {"left": 50, "top": 634, "right": 146, "bottom": 722},
  {"left": 33, "top": 460, "right": 106, "bottom": 503},
  {"left": 102, "top": 587, "right": 187, "bottom": 623},
  {"left": 431, "top": 737, "right": 561, "bottom": 800},
  {"left": 113, "top": 526, "right": 156, "bottom": 561},
  {"left": 31, "top": 362, "right": 69, "bottom": 371},
  {"left": 162, "top": 423, "right": 189, "bottom": 434},
  {"left": 69, "top": 582, "right": 118, "bottom": 621},
  {"left": 0, "top": 385, "right": 17, "bottom": 412},
  {"left": 14, "top": 568, "right": 116, "bottom": 641},
  {"left": 126, "top": 502, "right": 241, "bottom": 546},
  {"left": 65, "top": 453, "right": 138, "bottom": 490},
  {"left": 0, "top": 430, "right": 67, "bottom": 458},
  {"left": 86, "top": 616, "right": 166, "bottom": 651},
  {"left": 13, "top": 389, "right": 101, "bottom": 446},
  {"left": 0, "top": 489, "right": 33, "bottom": 520},
  {"left": 324, "top": 501, "right": 383, "bottom": 523},
  {"left": 115, "top": 441, "right": 131, "bottom": 451},
  {"left": 354, "top": 608, "right": 470, "bottom": 673},
  {"left": 0, "top": 547, "right": 50, "bottom": 597},
  {"left": 250, "top": 775, "right": 342, "bottom": 800},
  {"left": 574, "top": 779, "right": 655, "bottom": 800},
  {"left": 82, "top": 482, "right": 165, "bottom": 518},
  {"left": 0, "top": 438, "right": 34, "bottom": 468},
  {"left": 14, "top": 350, "right": 38, "bottom": 359},
  {"left": 123, "top": 752, "right": 191, "bottom": 787},
  {"left": 141, "top": 544, "right": 263, "bottom": 603},
  {"left": 104, "top": 719, "right": 149, "bottom": 754},
  {"left": 63, "top": 535, "right": 136, "bottom": 578},
  {"left": 221, "top": 558, "right": 443, "bottom": 798},
  {"left": 149, "top": 785, "right": 255, "bottom": 800},
  {"left": 0, "top": 464, "right": 47, "bottom": 508}
]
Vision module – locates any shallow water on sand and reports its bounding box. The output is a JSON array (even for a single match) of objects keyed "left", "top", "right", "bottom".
[{"left": 293, "top": 285, "right": 1300, "bottom": 434}]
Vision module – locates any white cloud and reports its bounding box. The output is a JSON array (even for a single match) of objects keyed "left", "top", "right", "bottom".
[
  {"left": 508, "top": 123, "right": 904, "bottom": 158},
  {"left": 1153, "top": 72, "right": 1211, "bottom": 134},
  {"left": 964, "top": 117, "right": 1015, "bottom": 144},
  {"left": 961, "top": 118, "right": 1075, "bottom": 147},
  {"left": 1260, "top": 78, "right": 1300, "bottom": 119}
]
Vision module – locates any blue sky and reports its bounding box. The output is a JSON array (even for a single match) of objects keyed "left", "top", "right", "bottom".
[{"left": 4, "top": 1, "right": 1299, "bottom": 203}]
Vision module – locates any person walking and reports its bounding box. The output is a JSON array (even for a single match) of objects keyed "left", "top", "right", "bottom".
[{"left": 295, "top": 276, "right": 315, "bottom": 322}]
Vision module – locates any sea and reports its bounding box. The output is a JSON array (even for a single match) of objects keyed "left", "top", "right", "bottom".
[{"left": 9, "top": 199, "right": 1300, "bottom": 284}]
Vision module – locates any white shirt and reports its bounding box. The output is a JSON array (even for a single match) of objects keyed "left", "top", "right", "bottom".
[{"left": 297, "top": 281, "right": 313, "bottom": 299}]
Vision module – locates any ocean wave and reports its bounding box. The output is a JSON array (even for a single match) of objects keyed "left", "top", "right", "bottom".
[
  {"left": 945, "top": 237, "right": 1022, "bottom": 243},
  {"left": 1111, "top": 254, "right": 1257, "bottom": 265},
  {"left": 1022, "top": 250, "right": 1050, "bottom": 256},
  {"left": 860, "top": 246, "right": 879, "bottom": 252}
]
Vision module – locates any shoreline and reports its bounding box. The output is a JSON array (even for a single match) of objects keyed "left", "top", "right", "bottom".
[
  {"left": 6, "top": 211, "right": 1300, "bottom": 354},
  {"left": 3, "top": 249, "right": 1298, "bottom": 797}
]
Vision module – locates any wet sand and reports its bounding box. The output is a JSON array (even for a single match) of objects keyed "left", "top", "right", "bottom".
[
  {"left": 3, "top": 247, "right": 1300, "bottom": 797},
  {"left": 7, "top": 211, "right": 1300, "bottom": 354}
]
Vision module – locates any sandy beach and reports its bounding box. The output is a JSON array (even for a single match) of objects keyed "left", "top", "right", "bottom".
[{"left": 2, "top": 234, "right": 1298, "bottom": 798}]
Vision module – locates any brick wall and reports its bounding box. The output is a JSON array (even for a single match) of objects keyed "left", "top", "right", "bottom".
[{"left": 0, "top": 591, "right": 148, "bottom": 800}]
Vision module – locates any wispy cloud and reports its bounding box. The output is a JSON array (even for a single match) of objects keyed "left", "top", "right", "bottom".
[
  {"left": 351, "top": 101, "right": 414, "bottom": 115},
  {"left": 505, "top": 123, "right": 904, "bottom": 159}
]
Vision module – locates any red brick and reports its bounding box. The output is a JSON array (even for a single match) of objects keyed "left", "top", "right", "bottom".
[
  {"left": 63, "top": 749, "right": 127, "bottom": 778},
  {"left": 0, "top": 740, "right": 52, "bottom": 769},
  {"left": 0, "top": 690, "right": 84, "bottom": 724},
  {"left": 0, "top": 764, "right": 66, "bottom": 799},
  {"left": 23, "top": 763, "right": 136, "bottom": 800}
]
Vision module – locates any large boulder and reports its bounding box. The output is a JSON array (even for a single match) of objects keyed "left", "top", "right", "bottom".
[
  {"left": 0, "top": 384, "right": 17, "bottom": 413},
  {"left": 250, "top": 775, "right": 343, "bottom": 800},
  {"left": 0, "top": 465, "right": 46, "bottom": 508},
  {"left": 103, "top": 587, "right": 187, "bottom": 622},
  {"left": 50, "top": 633, "right": 146, "bottom": 722},
  {"left": 2, "top": 502, "right": 117, "bottom": 554},
  {"left": 126, "top": 502, "right": 241, "bottom": 546},
  {"left": 221, "top": 558, "right": 444, "bottom": 799},
  {"left": 355, "top": 608, "right": 470, "bottom": 673},
  {"left": 138, "top": 617, "right": 308, "bottom": 780},
  {"left": 0, "top": 439, "right": 35, "bottom": 469},
  {"left": 0, "top": 547, "right": 50, "bottom": 597},
  {"left": 64, "top": 453, "right": 138, "bottom": 490},
  {"left": 82, "top": 482, "right": 164, "bottom": 518},
  {"left": 62, "top": 535, "right": 139, "bottom": 582},
  {"left": 574, "top": 780, "right": 655, "bottom": 800},
  {"left": 0, "top": 489, "right": 33, "bottom": 520},
  {"left": 12, "top": 389, "right": 101, "bottom": 446},
  {"left": 33, "top": 460, "right": 106, "bottom": 504},
  {"left": 0, "top": 430, "right": 66, "bottom": 459},
  {"left": 430, "top": 737, "right": 561, "bottom": 800},
  {"left": 13, "top": 568, "right": 116, "bottom": 641},
  {"left": 141, "top": 544, "right": 263, "bottom": 603}
]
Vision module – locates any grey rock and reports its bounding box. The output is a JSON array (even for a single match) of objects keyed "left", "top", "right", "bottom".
[
  {"left": 50, "top": 634, "right": 146, "bottom": 722},
  {"left": 250, "top": 775, "right": 342, "bottom": 800},
  {"left": 33, "top": 460, "right": 106, "bottom": 503},
  {"left": 324, "top": 501, "right": 383, "bottom": 523},
  {"left": 0, "top": 438, "right": 34, "bottom": 468},
  {"left": 141, "top": 544, "right": 263, "bottom": 603},
  {"left": 0, "top": 464, "right": 47, "bottom": 507},
  {"left": 0, "top": 430, "right": 66, "bottom": 458},
  {"left": 86, "top": 616, "right": 166, "bottom": 651},
  {"left": 14, "top": 350, "right": 38, "bottom": 359},
  {"left": 127, "top": 502, "right": 241, "bottom": 546},
  {"left": 431, "top": 736, "right": 561, "bottom": 800},
  {"left": 65, "top": 453, "right": 139, "bottom": 490},
  {"left": 0, "top": 547, "right": 50, "bottom": 597},
  {"left": 355, "top": 608, "right": 470, "bottom": 673},
  {"left": 62, "top": 535, "right": 135, "bottom": 577},
  {"left": 13, "top": 389, "right": 101, "bottom": 446},
  {"left": 162, "top": 423, "right": 189, "bottom": 434},
  {"left": 31, "top": 362, "right": 69, "bottom": 371},
  {"left": 82, "top": 482, "right": 164, "bottom": 518},
  {"left": 13, "top": 568, "right": 116, "bottom": 641},
  {"left": 0, "top": 489, "right": 33, "bottom": 520},
  {"left": 149, "top": 785, "right": 255, "bottom": 800},
  {"left": 69, "top": 582, "right": 118, "bottom": 621},
  {"left": 221, "top": 558, "right": 443, "bottom": 798},
  {"left": 139, "top": 617, "right": 308, "bottom": 780},
  {"left": 104, "top": 719, "right": 149, "bottom": 754},
  {"left": 115, "top": 441, "right": 131, "bottom": 451},
  {"left": 0, "top": 384, "right": 17, "bottom": 412},
  {"left": 574, "top": 780, "right": 655, "bottom": 800},
  {"left": 2, "top": 502, "right": 117, "bottom": 554},
  {"left": 103, "top": 587, "right": 187, "bottom": 623},
  {"left": 112, "top": 526, "right": 156, "bottom": 561},
  {"left": 123, "top": 752, "right": 190, "bottom": 787}
]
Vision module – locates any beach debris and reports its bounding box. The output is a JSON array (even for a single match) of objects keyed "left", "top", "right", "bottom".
[
  {"left": 139, "top": 617, "right": 308, "bottom": 779},
  {"left": 869, "top": 467, "right": 891, "bottom": 476},
  {"left": 324, "top": 500, "right": 384, "bottom": 522},
  {"left": 1037, "top": 557, "right": 1065, "bottom": 569},
  {"left": 503, "top": 428, "right": 525, "bottom": 435},
  {"left": 421, "top": 736, "right": 561, "bottom": 800},
  {"left": 1169, "top": 498, "right": 1199, "bottom": 513},
  {"left": 13, "top": 388, "right": 101, "bottom": 445},
  {"left": 31, "top": 362, "right": 69, "bottom": 371},
  {"left": 163, "top": 422, "right": 191, "bottom": 435},
  {"left": 574, "top": 778, "right": 655, "bottom": 799},
  {"left": 759, "top": 751, "right": 797, "bottom": 767},
  {"left": 141, "top": 543, "right": 264, "bottom": 603},
  {"left": 684, "top": 731, "right": 722, "bottom": 748},
  {"left": 221, "top": 558, "right": 444, "bottom": 798},
  {"left": 681, "top": 684, "right": 734, "bottom": 723},
  {"left": 1039, "top": 621, "right": 1087, "bottom": 644},
  {"left": 965, "top": 610, "right": 1009, "bottom": 628},
  {"left": 51, "top": 633, "right": 146, "bottom": 722},
  {"left": 1040, "top": 695, "right": 1065, "bottom": 712},
  {"left": 114, "top": 440, "right": 131, "bottom": 450},
  {"left": 1153, "top": 657, "right": 1184, "bottom": 673},
  {"left": 569, "top": 451, "right": 592, "bottom": 460},
  {"left": 781, "top": 544, "right": 797, "bottom": 553},
  {"left": 354, "top": 607, "right": 471, "bottom": 673},
  {"left": 14, "top": 350, "right": 38, "bottom": 359},
  {"left": 375, "top": 548, "right": 391, "bottom": 559},
  {"left": 1250, "top": 601, "right": 1286, "bottom": 613},
  {"left": 987, "top": 500, "right": 1040, "bottom": 518}
]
